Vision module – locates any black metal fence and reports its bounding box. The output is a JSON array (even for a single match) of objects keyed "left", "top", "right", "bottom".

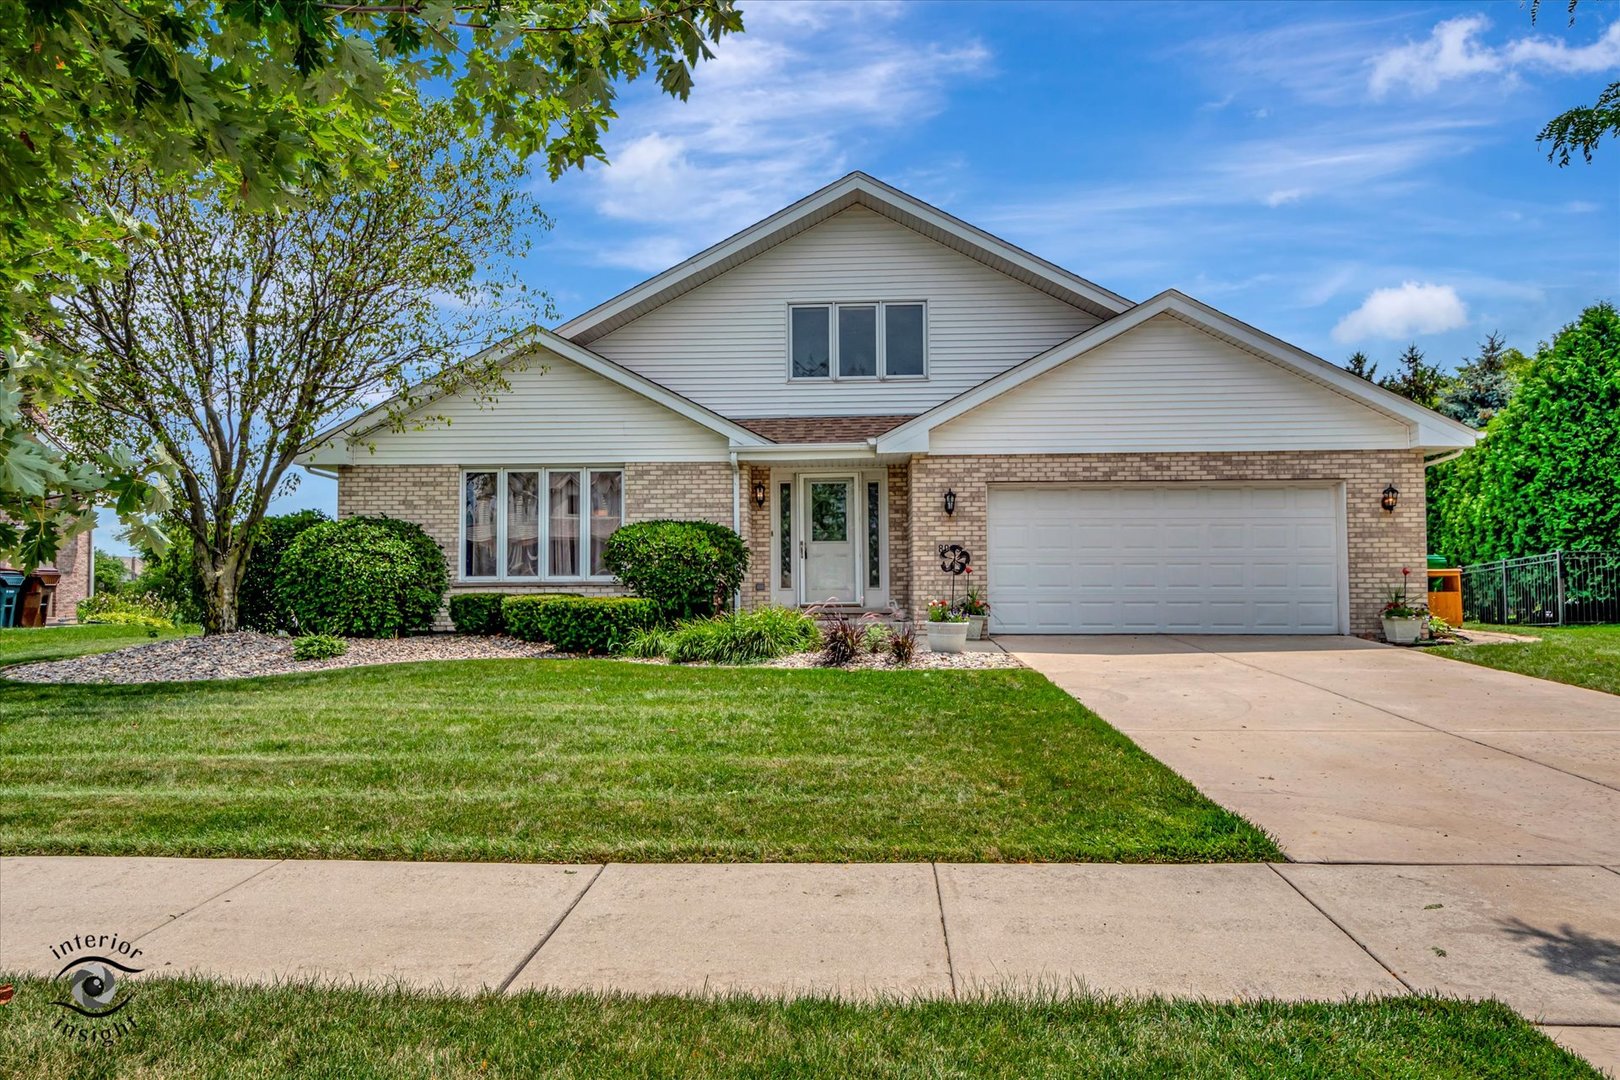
[{"left": 1460, "top": 551, "right": 1620, "bottom": 626}]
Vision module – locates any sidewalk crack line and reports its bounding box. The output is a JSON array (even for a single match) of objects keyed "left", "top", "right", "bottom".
[
  {"left": 498, "top": 863, "right": 605, "bottom": 994},
  {"left": 133, "top": 859, "right": 285, "bottom": 944},
  {"left": 1267, "top": 863, "right": 1414, "bottom": 994},
  {"left": 931, "top": 862, "right": 959, "bottom": 999}
]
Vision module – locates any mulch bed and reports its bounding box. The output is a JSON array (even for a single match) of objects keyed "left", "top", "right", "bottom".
[{"left": 5, "top": 631, "right": 1021, "bottom": 684}]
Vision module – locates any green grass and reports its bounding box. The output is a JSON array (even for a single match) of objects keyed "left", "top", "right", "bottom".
[
  {"left": 0, "top": 628, "right": 1278, "bottom": 863},
  {"left": 0, "top": 976, "right": 1594, "bottom": 1079},
  {"left": 1432, "top": 623, "right": 1620, "bottom": 696},
  {"left": 0, "top": 622, "right": 193, "bottom": 665}
]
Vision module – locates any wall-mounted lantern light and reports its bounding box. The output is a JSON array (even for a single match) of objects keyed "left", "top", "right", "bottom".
[
  {"left": 943, "top": 488, "right": 957, "bottom": 516},
  {"left": 751, "top": 481, "right": 767, "bottom": 508},
  {"left": 1381, "top": 483, "right": 1400, "bottom": 513}
]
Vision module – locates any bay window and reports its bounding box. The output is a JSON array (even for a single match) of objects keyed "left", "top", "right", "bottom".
[{"left": 461, "top": 467, "right": 623, "bottom": 580}]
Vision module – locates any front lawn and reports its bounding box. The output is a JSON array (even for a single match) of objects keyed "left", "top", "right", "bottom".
[
  {"left": 0, "top": 976, "right": 1591, "bottom": 1080},
  {"left": 0, "top": 637, "right": 1278, "bottom": 863},
  {"left": 0, "top": 622, "right": 193, "bottom": 666},
  {"left": 1432, "top": 624, "right": 1620, "bottom": 696}
]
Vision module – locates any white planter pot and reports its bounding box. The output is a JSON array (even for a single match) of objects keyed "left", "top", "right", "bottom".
[
  {"left": 1382, "top": 616, "right": 1422, "bottom": 645},
  {"left": 966, "top": 614, "right": 988, "bottom": 640},
  {"left": 926, "top": 621, "right": 969, "bottom": 653}
]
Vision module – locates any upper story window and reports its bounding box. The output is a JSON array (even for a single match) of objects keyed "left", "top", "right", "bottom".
[
  {"left": 789, "top": 301, "right": 926, "bottom": 381},
  {"left": 463, "top": 467, "right": 622, "bottom": 581}
]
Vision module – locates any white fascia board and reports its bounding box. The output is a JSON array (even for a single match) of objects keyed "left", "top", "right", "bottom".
[
  {"left": 875, "top": 290, "right": 1480, "bottom": 454},
  {"left": 292, "top": 328, "right": 769, "bottom": 469},
  {"left": 730, "top": 441, "right": 878, "bottom": 462},
  {"left": 556, "top": 172, "right": 1130, "bottom": 342}
]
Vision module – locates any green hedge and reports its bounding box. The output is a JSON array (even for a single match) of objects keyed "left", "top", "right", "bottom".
[
  {"left": 448, "top": 593, "right": 509, "bottom": 635},
  {"left": 601, "top": 520, "right": 748, "bottom": 621},
  {"left": 277, "top": 516, "right": 447, "bottom": 638},
  {"left": 503, "top": 595, "right": 656, "bottom": 653}
]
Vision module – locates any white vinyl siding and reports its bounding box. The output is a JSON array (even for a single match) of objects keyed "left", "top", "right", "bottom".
[
  {"left": 931, "top": 315, "right": 1411, "bottom": 454},
  {"left": 348, "top": 351, "right": 730, "bottom": 465},
  {"left": 988, "top": 484, "right": 1347, "bottom": 634},
  {"left": 588, "top": 206, "right": 1100, "bottom": 416}
]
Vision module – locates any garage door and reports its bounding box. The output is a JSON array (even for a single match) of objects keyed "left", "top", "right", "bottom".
[{"left": 987, "top": 485, "right": 1344, "bottom": 634}]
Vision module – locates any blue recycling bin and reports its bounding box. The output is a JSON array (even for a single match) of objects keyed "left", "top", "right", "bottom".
[{"left": 0, "top": 569, "right": 25, "bottom": 628}]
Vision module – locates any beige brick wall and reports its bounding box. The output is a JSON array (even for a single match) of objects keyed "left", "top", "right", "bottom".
[
  {"left": 886, "top": 463, "right": 912, "bottom": 616},
  {"left": 336, "top": 462, "right": 740, "bottom": 623},
  {"left": 47, "top": 527, "right": 93, "bottom": 623},
  {"left": 906, "top": 451, "right": 1427, "bottom": 635},
  {"left": 743, "top": 466, "right": 773, "bottom": 610}
]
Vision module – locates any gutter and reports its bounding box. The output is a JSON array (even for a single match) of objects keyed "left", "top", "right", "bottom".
[{"left": 730, "top": 450, "right": 742, "bottom": 613}]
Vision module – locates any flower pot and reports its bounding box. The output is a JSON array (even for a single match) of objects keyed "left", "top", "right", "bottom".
[
  {"left": 1381, "top": 616, "right": 1422, "bottom": 645},
  {"left": 966, "top": 614, "right": 988, "bottom": 640},
  {"left": 926, "top": 621, "right": 969, "bottom": 653}
]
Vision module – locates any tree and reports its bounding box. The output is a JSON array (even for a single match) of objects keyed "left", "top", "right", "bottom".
[
  {"left": 1531, "top": 1, "right": 1619, "bottom": 165},
  {"left": 1378, "top": 343, "right": 1450, "bottom": 409},
  {"left": 1343, "top": 351, "right": 1379, "bottom": 381},
  {"left": 93, "top": 549, "right": 129, "bottom": 596},
  {"left": 2, "top": 0, "right": 743, "bottom": 570},
  {"left": 43, "top": 105, "right": 544, "bottom": 633},
  {"left": 1428, "top": 302, "right": 1620, "bottom": 563},
  {"left": 1437, "top": 332, "right": 1523, "bottom": 429}
]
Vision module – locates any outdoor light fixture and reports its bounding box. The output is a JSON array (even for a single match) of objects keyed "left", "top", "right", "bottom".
[
  {"left": 751, "top": 481, "right": 767, "bottom": 508},
  {"left": 1381, "top": 483, "right": 1400, "bottom": 513},
  {"left": 943, "top": 489, "right": 957, "bottom": 516}
]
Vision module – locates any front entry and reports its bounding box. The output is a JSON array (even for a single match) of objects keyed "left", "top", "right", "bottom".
[{"left": 801, "top": 476, "right": 858, "bottom": 603}]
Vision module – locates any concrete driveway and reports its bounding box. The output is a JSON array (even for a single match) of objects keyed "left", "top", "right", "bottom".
[
  {"left": 1005, "top": 635, "right": 1620, "bottom": 1069},
  {"left": 1005, "top": 635, "right": 1620, "bottom": 864}
]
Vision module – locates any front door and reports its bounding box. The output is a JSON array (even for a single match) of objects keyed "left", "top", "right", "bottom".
[{"left": 802, "top": 476, "right": 858, "bottom": 604}]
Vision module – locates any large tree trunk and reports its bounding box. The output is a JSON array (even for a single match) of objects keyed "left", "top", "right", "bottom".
[{"left": 196, "top": 541, "right": 247, "bottom": 635}]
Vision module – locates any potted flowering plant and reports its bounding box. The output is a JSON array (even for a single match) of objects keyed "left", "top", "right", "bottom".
[
  {"left": 1380, "top": 567, "right": 1427, "bottom": 645},
  {"left": 925, "top": 598, "right": 969, "bottom": 653},
  {"left": 955, "top": 582, "right": 990, "bottom": 640}
]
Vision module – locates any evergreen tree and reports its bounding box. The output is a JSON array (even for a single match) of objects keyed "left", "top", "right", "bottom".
[
  {"left": 1378, "top": 343, "right": 1449, "bottom": 409},
  {"left": 1438, "top": 332, "right": 1522, "bottom": 429},
  {"left": 1343, "top": 351, "right": 1378, "bottom": 381}
]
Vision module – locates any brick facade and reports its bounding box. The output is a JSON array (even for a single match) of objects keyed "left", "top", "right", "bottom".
[
  {"left": 906, "top": 450, "right": 1427, "bottom": 635},
  {"left": 336, "top": 462, "right": 738, "bottom": 623},
  {"left": 339, "top": 450, "right": 1427, "bottom": 635}
]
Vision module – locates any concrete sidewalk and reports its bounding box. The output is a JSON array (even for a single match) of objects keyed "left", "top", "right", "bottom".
[{"left": 2, "top": 855, "right": 1617, "bottom": 1074}]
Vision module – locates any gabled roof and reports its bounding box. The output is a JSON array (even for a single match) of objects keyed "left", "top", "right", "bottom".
[
  {"left": 555, "top": 172, "right": 1133, "bottom": 345},
  {"left": 874, "top": 290, "right": 1481, "bottom": 454},
  {"left": 295, "top": 327, "right": 769, "bottom": 467}
]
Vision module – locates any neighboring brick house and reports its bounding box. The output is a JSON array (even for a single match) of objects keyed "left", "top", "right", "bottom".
[{"left": 297, "top": 173, "right": 1476, "bottom": 636}]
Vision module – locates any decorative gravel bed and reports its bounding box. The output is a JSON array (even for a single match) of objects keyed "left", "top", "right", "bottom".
[
  {"left": 762, "top": 647, "right": 1022, "bottom": 670},
  {"left": 4, "top": 631, "right": 1021, "bottom": 684},
  {"left": 3, "top": 632, "right": 559, "bottom": 685}
]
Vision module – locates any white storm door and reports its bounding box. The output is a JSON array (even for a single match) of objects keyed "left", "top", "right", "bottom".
[{"left": 801, "top": 476, "right": 858, "bottom": 604}]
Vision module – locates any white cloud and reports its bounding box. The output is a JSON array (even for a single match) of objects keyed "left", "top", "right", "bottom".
[
  {"left": 1265, "top": 187, "right": 1306, "bottom": 207},
  {"left": 1370, "top": 15, "right": 1620, "bottom": 97},
  {"left": 1331, "top": 282, "right": 1468, "bottom": 343},
  {"left": 551, "top": 6, "right": 991, "bottom": 271}
]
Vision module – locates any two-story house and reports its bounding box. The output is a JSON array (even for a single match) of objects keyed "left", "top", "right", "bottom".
[{"left": 295, "top": 173, "right": 1477, "bottom": 636}]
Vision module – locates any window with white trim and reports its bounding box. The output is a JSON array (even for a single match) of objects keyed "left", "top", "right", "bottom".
[
  {"left": 462, "top": 468, "right": 623, "bottom": 580},
  {"left": 789, "top": 302, "right": 926, "bottom": 380}
]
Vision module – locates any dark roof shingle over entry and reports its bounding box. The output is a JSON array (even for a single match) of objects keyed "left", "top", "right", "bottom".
[{"left": 735, "top": 415, "right": 917, "bottom": 444}]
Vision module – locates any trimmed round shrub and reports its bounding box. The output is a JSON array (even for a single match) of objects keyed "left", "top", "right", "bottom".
[
  {"left": 277, "top": 516, "right": 448, "bottom": 637},
  {"left": 503, "top": 595, "right": 656, "bottom": 653},
  {"left": 238, "top": 510, "right": 328, "bottom": 632},
  {"left": 601, "top": 520, "right": 748, "bottom": 621},
  {"left": 449, "top": 592, "right": 509, "bottom": 635}
]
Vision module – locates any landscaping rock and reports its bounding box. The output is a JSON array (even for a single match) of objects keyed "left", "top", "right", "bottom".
[{"left": 4, "top": 632, "right": 556, "bottom": 685}]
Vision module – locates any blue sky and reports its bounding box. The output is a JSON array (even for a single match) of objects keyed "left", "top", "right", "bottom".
[{"left": 102, "top": 0, "right": 1620, "bottom": 552}]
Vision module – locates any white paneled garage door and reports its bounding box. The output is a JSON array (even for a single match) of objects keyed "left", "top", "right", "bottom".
[{"left": 987, "top": 485, "right": 1345, "bottom": 634}]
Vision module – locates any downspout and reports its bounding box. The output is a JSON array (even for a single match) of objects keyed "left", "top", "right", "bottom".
[
  {"left": 1423, "top": 449, "right": 1466, "bottom": 467},
  {"left": 730, "top": 450, "right": 742, "bottom": 613}
]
